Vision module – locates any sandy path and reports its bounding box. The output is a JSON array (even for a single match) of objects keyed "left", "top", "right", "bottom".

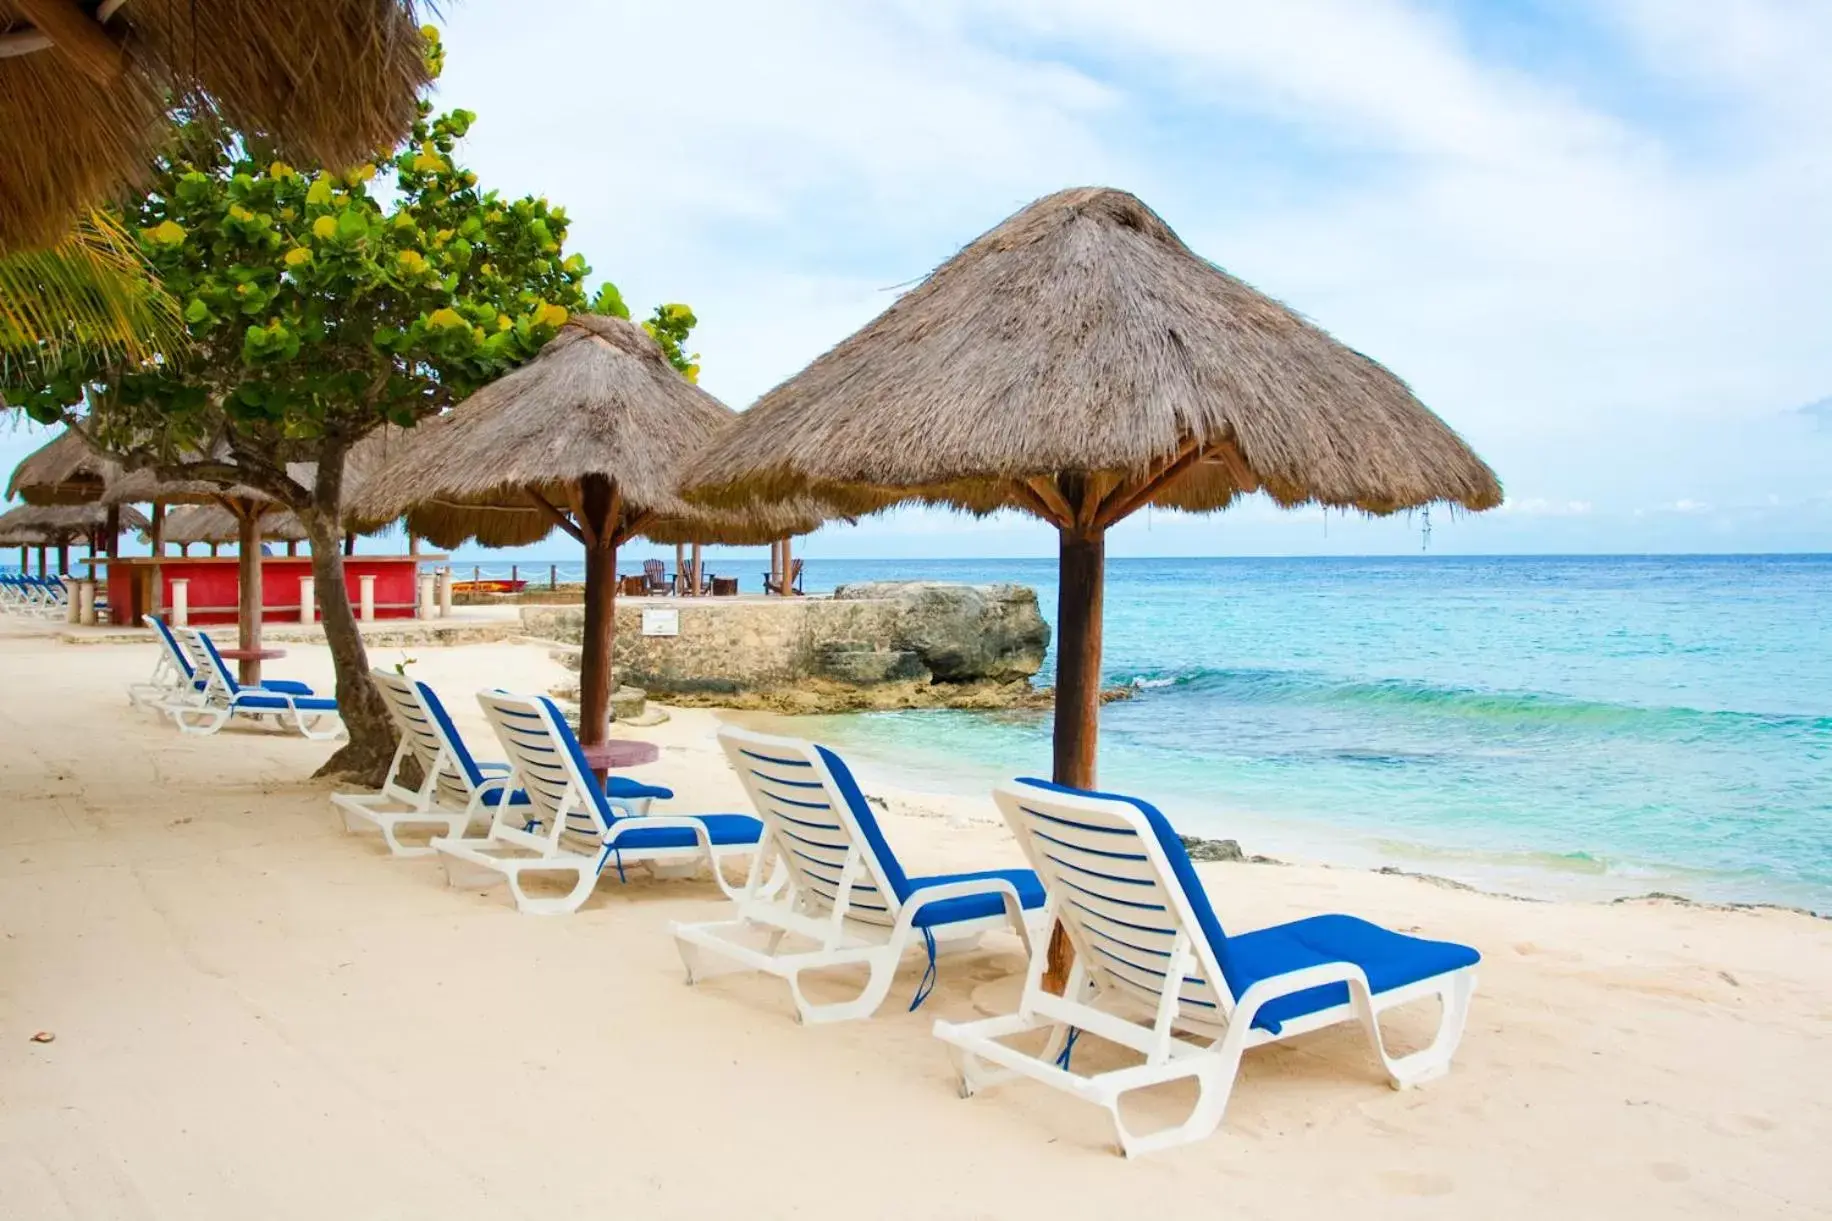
[{"left": 1, "top": 627, "right": 1827, "bottom": 1218}]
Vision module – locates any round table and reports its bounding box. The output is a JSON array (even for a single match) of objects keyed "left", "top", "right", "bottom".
[
  {"left": 579, "top": 740, "right": 661, "bottom": 771},
  {"left": 216, "top": 645, "right": 287, "bottom": 687}
]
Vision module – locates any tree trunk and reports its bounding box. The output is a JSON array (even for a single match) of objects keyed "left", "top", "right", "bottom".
[
  {"left": 577, "top": 474, "right": 620, "bottom": 748},
  {"left": 1044, "top": 521, "right": 1107, "bottom": 993},
  {"left": 297, "top": 447, "right": 395, "bottom": 784},
  {"left": 235, "top": 504, "right": 264, "bottom": 686}
]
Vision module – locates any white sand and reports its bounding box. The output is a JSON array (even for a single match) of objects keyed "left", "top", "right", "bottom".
[{"left": 1, "top": 626, "right": 1828, "bottom": 1218}]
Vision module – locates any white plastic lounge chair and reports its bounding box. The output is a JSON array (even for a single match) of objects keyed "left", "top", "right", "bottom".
[
  {"left": 932, "top": 780, "right": 1480, "bottom": 1157},
  {"left": 332, "top": 669, "right": 678, "bottom": 856},
  {"left": 670, "top": 727, "right": 1050, "bottom": 1025},
  {"left": 131, "top": 615, "right": 315, "bottom": 710},
  {"left": 430, "top": 690, "right": 762, "bottom": 915},
  {"left": 162, "top": 628, "right": 343, "bottom": 739}
]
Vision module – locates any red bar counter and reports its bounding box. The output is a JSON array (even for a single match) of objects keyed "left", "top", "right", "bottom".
[{"left": 90, "top": 555, "right": 441, "bottom": 627}]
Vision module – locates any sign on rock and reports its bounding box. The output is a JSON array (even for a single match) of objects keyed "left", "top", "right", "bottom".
[{"left": 641, "top": 608, "right": 680, "bottom": 638}]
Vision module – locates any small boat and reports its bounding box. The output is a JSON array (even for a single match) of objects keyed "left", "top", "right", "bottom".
[{"left": 449, "top": 579, "right": 527, "bottom": 595}]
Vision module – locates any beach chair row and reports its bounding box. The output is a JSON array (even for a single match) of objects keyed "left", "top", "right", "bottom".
[
  {"left": 327, "top": 668, "right": 1483, "bottom": 1158},
  {"left": 0, "top": 571, "right": 70, "bottom": 617},
  {"left": 131, "top": 615, "right": 343, "bottom": 739}
]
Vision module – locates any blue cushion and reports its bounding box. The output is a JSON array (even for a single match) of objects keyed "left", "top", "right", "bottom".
[
  {"left": 604, "top": 813, "right": 763, "bottom": 851},
  {"left": 475, "top": 786, "right": 531, "bottom": 808},
  {"left": 606, "top": 776, "right": 674, "bottom": 801},
  {"left": 256, "top": 679, "right": 315, "bottom": 696},
  {"left": 904, "top": 869, "right": 1045, "bottom": 928},
  {"left": 1227, "top": 915, "right": 1480, "bottom": 1034},
  {"left": 1013, "top": 779, "right": 1479, "bottom": 1032},
  {"left": 234, "top": 692, "right": 338, "bottom": 712},
  {"left": 813, "top": 744, "right": 911, "bottom": 900}
]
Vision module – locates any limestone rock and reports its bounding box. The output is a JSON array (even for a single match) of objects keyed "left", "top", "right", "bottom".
[
  {"left": 813, "top": 642, "right": 931, "bottom": 685},
  {"left": 831, "top": 581, "right": 1049, "bottom": 682},
  {"left": 610, "top": 685, "right": 647, "bottom": 722},
  {"left": 1179, "top": 835, "right": 1245, "bottom": 863}
]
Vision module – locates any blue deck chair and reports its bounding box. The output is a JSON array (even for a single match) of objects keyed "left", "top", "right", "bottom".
[
  {"left": 333, "top": 669, "right": 675, "bottom": 856},
  {"left": 430, "top": 690, "right": 761, "bottom": 915},
  {"left": 163, "top": 627, "right": 343, "bottom": 739},
  {"left": 933, "top": 780, "right": 1480, "bottom": 1157},
  {"left": 670, "top": 726, "right": 1049, "bottom": 1025},
  {"left": 131, "top": 615, "right": 313, "bottom": 709}
]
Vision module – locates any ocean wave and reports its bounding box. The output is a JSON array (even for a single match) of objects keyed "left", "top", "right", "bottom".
[{"left": 1111, "top": 665, "right": 1832, "bottom": 733}]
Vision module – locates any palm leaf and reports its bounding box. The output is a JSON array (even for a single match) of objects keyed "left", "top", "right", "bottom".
[{"left": 0, "top": 211, "right": 187, "bottom": 363}]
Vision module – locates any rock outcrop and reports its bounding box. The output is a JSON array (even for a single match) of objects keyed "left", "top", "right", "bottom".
[
  {"left": 829, "top": 582, "right": 1049, "bottom": 683},
  {"left": 526, "top": 582, "right": 1052, "bottom": 713}
]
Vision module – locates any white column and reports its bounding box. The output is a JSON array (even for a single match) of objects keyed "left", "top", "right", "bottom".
[
  {"left": 359, "top": 574, "right": 377, "bottom": 622},
  {"left": 75, "top": 580, "right": 94, "bottom": 626},
  {"left": 170, "top": 579, "right": 189, "bottom": 627},
  {"left": 438, "top": 568, "right": 452, "bottom": 617},
  {"left": 299, "top": 576, "right": 315, "bottom": 624},
  {"left": 418, "top": 574, "right": 436, "bottom": 620}
]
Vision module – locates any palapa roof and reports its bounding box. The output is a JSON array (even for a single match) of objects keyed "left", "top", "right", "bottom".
[
  {"left": 0, "top": 500, "right": 147, "bottom": 544},
  {"left": 100, "top": 465, "right": 289, "bottom": 507},
  {"left": 687, "top": 187, "right": 1502, "bottom": 521},
  {"left": 0, "top": 0, "right": 430, "bottom": 251},
  {"left": 351, "top": 315, "right": 794, "bottom": 547},
  {"left": 150, "top": 504, "right": 308, "bottom": 546},
  {"left": 6, "top": 428, "right": 117, "bottom": 505}
]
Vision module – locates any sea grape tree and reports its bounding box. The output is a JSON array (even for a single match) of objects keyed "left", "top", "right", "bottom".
[{"left": 2, "top": 29, "right": 695, "bottom": 780}]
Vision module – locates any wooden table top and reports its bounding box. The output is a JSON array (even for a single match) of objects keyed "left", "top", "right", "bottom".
[
  {"left": 215, "top": 647, "right": 288, "bottom": 661},
  {"left": 579, "top": 740, "right": 661, "bottom": 769}
]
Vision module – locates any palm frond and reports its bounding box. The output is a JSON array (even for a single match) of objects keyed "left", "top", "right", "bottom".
[{"left": 0, "top": 210, "right": 187, "bottom": 363}]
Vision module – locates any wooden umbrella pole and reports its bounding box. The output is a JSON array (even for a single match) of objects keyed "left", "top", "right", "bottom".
[
  {"left": 148, "top": 501, "right": 164, "bottom": 618},
  {"left": 55, "top": 539, "right": 68, "bottom": 577},
  {"left": 690, "top": 541, "right": 702, "bottom": 596},
  {"left": 1044, "top": 489, "right": 1107, "bottom": 995},
  {"left": 575, "top": 474, "right": 620, "bottom": 749},
  {"left": 235, "top": 503, "right": 265, "bottom": 686},
  {"left": 36, "top": 546, "right": 47, "bottom": 577}
]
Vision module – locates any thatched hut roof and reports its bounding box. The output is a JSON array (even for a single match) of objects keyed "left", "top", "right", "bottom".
[
  {"left": 150, "top": 504, "right": 308, "bottom": 546},
  {"left": 6, "top": 428, "right": 117, "bottom": 505},
  {"left": 100, "top": 466, "right": 282, "bottom": 507},
  {"left": 350, "top": 315, "right": 759, "bottom": 544},
  {"left": 0, "top": 501, "right": 146, "bottom": 544},
  {"left": 687, "top": 187, "right": 1501, "bottom": 519},
  {"left": 0, "top": 0, "right": 430, "bottom": 251}
]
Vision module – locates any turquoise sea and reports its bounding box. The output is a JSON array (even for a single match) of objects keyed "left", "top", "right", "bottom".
[{"left": 488, "top": 553, "right": 1832, "bottom": 908}]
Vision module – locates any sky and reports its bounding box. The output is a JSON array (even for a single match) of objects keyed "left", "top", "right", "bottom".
[{"left": 6, "top": 0, "right": 1830, "bottom": 560}]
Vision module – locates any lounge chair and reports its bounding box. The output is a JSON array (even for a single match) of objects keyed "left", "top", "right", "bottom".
[
  {"left": 762, "top": 558, "right": 804, "bottom": 596},
  {"left": 670, "top": 727, "right": 1049, "bottom": 1024},
  {"left": 932, "top": 780, "right": 1480, "bottom": 1157},
  {"left": 332, "top": 669, "right": 676, "bottom": 856},
  {"left": 641, "top": 558, "right": 673, "bottom": 595},
  {"left": 162, "top": 628, "right": 343, "bottom": 739},
  {"left": 131, "top": 615, "right": 314, "bottom": 710},
  {"left": 431, "top": 690, "right": 763, "bottom": 915}
]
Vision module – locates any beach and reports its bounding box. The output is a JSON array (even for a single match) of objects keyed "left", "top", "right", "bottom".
[{"left": 2, "top": 625, "right": 1828, "bottom": 1218}]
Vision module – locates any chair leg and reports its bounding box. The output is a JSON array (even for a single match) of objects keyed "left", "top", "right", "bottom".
[
  {"left": 785, "top": 943, "right": 903, "bottom": 1025},
  {"left": 1359, "top": 969, "right": 1476, "bottom": 1089},
  {"left": 503, "top": 865, "right": 599, "bottom": 915},
  {"left": 1108, "top": 1048, "right": 1245, "bottom": 1159}
]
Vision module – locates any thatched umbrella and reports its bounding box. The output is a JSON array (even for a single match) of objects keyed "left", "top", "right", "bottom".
[
  {"left": 0, "top": 501, "right": 146, "bottom": 575},
  {"left": 6, "top": 427, "right": 116, "bottom": 505},
  {"left": 102, "top": 464, "right": 302, "bottom": 678},
  {"left": 687, "top": 187, "right": 1501, "bottom": 978},
  {"left": 150, "top": 503, "right": 309, "bottom": 553},
  {"left": 0, "top": 0, "right": 429, "bottom": 251},
  {"left": 351, "top": 314, "right": 760, "bottom": 748}
]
